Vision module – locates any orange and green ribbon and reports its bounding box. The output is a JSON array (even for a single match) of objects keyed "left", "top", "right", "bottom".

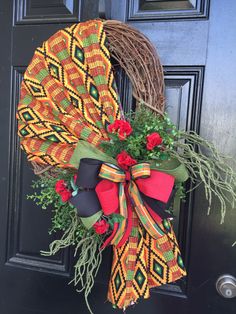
[{"left": 96, "top": 162, "right": 175, "bottom": 247}]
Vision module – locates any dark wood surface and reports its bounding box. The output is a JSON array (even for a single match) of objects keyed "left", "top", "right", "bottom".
[{"left": 0, "top": 0, "right": 235, "bottom": 313}]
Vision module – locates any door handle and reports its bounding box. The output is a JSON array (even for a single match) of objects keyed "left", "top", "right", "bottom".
[{"left": 216, "top": 274, "right": 236, "bottom": 298}]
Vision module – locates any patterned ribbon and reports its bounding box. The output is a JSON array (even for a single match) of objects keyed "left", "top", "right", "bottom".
[
  {"left": 16, "top": 20, "right": 121, "bottom": 167},
  {"left": 96, "top": 162, "right": 175, "bottom": 247}
]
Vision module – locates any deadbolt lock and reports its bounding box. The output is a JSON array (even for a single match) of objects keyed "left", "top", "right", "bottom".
[{"left": 216, "top": 274, "right": 236, "bottom": 298}]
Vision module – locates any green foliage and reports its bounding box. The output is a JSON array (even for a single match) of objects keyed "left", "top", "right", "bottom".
[
  {"left": 170, "top": 131, "right": 236, "bottom": 223},
  {"left": 28, "top": 169, "right": 103, "bottom": 314},
  {"left": 107, "top": 213, "right": 125, "bottom": 229},
  {"left": 70, "top": 231, "right": 103, "bottom": 314},
  {"left": 100, "top": 107, "right": 179, "bottom": 162},
  {"left": 27, "top": 170, "right": 77, "bottom": 233},
  {"left": 41, "top": 209, "right": 103, "bottom": 314},
  {"left": 26, "top": 104, "right": 236, "bottom": 313},
  {"left": 102, "top": 105, "right": 236, "bottom": 223}
]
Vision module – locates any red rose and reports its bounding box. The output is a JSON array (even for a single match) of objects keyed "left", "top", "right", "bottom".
[
  {"left": 118, "top": 121, "right": 133, "bottom": 140},
  {"left": 55, "top": 180, "right": 66, "bottom": 193},
  {"left": 55, "top": 179, "right": 72, "bottom": 202},
  {"left": 93, "top": 220, "right": 109, "bottom": 234},
  {"left": 146, "top": 132, "right": 163, "bottom": 150},
  {"left": 60, "top": 189, "right": 72, "bottom": 202},
  {"left": 107, "top": 120, "right": 121, "bottom": 133},
  {"left": 108, "top": 120, "right": 132, "bottom": 140},
  {"left": 116, "top": 151, "right": 137, "bottom": 170}
]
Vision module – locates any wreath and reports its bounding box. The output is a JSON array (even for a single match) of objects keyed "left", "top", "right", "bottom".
[{"left": 16, "top": 20, "right": 236, "bottom": 313}]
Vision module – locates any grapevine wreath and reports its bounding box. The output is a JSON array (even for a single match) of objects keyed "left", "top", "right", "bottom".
[{"left": 16, "top": 20, "right": 236, "bottom": 313}]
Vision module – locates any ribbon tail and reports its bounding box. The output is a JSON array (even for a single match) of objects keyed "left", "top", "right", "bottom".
[
  {"left": 144, "top": 203, "right": 163, "bottom": 224},
  {"left": 141, "top": 189, "right": 175, "bottom": 220},
  {"left": 101, "top": 222, "right": 119, "bottom": 249},
  {"left": 129, "top": 181, "right": 165, "bottom": 239},
  {"left": 116, "top": 184, "right": 133, "bottom": 248},
  {"left": 111, "top": 183, "right": 128, "bottom": 246}
]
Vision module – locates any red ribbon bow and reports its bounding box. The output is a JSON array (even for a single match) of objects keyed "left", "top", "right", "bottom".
[{"left": 95, "top": 163, "right": 175, "bottom": 248}]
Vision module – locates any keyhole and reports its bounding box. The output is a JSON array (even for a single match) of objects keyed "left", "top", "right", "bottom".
[
  {"left": 216, "top": 274, "right": 236, "bottom": 299},
  {"left": 225, "top": 289, "right": 232, "bottom": 297}
]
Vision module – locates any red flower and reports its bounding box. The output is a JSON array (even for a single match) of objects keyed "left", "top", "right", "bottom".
[
  {"left": 146, "top": 132, "right": 163, "bottom": 150},
  {"left": 116, "top": 151, "right": 137, "bottom": 170},
  {"left": 55, "top": 179, "right": 72, "bottom": 202},
  {"left": 108, "top": 120, "right": 132, "bottom": 140},
  {"left": 60, "top": 190, "right": 72, "bottom": 202},
  {"left": 107, "top": 120, "right": 121, "bottom": 133},
  {"left": 93, "top": 220, "right": 109, "bottom": 235},
  {"left": 55, "top": 180, "right": 66, "bottom": 193}
]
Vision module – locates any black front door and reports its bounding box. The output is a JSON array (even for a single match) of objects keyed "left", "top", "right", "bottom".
[{"left": 0, "top": 1, "right": 235, "bottom": 314}]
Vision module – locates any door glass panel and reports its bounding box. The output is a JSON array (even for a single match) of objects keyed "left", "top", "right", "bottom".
[{"left": 140, "top": 0, "right": 196, "bottom": 11}]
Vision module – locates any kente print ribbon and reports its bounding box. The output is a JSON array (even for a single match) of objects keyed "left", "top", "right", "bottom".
[{"left": 70, "top": 158, "right": 175, "bottom": 247}]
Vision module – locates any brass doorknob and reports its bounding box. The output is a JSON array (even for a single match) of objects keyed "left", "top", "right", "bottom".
[{"left": 216, "top": 274, "right": 236, "bottom": 298}]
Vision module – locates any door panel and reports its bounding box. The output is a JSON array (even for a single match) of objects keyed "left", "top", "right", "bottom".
[
  {"left": 0, "top": 1, "right": 103, "bottom": 314},
  {"left": 7, "top": 66, "right": 70, "bottom": 276},
  {"left": 0, "top": 0, "right": 235, "bottom": 313},
  {"left": 108, "top": 1, "right": 236, "bottom": 313},
  {"left": 14, "top": 0, "right": 81, "bottom": 24},
  {"left": 127, "top": 0, "right": 210, "bottom": 20}
]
